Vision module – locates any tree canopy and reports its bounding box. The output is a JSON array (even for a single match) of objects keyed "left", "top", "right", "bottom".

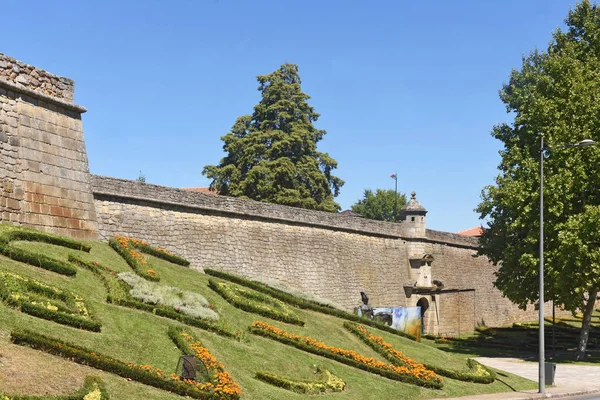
[
  {"left": 350, "top": 189, "right": 407, "bottom": 222},
  {"left": 477, "top": 0, "right": 600, "bottom": 359},
  {"left": 203, "top": 64, "right": 344, "bottom": 212}
]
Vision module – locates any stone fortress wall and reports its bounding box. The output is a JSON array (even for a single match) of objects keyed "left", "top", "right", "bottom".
[
  {"left": 0, "top": 53, "right": 97, "bottom": 240},
  {"left": 0, "top": 52, "right": 556, "bottom": 336},
  {"left": 91, "top": 176, "right": 549, "bottom": 336}
]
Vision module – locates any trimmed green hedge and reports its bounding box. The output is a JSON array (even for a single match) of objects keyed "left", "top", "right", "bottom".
[
  {"left": 204, "top": 268, "right": 417, "bottom": 341},
  {"left": 0, "top": 227, "right": 91, "bottom": 252},
  {"left": 249, "top": 321, "right": 443, "bottom": 389},
  {"left": 108, "top": 238, "right": 159, "bottom": 281},
  {"left": 0, "top": 242, "right": 77, "bottom": 276},
  {"left": 344, "top": 322, "right": 495, "bottom": 384},
  {"left": 68, "top": 255, "right": 241, "bottom": 340},
  {"left": 10, "top": 329, "right": 226, "bottom": 399},
  {"left": 133, "top": 242, "right": 190, "bottom": 267},
  {"left": 0, "top": 270, "right": 101, "bottom": 332},
  {"left": 255, "top": 368, "right": 345, "bottom": 394},
  {"left": 0, "top": 376, "right": 109, "bottom": 400},
  {"left": 208, "top": 279, "right": 304, "bottom": 326}
]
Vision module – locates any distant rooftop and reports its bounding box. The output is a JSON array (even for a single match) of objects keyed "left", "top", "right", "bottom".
[
  {"left": 456, "top": 226, "right": 484, "bottom": 237},
  {"left": 181, "top": 187, "right": 218, "bottom": 195}
]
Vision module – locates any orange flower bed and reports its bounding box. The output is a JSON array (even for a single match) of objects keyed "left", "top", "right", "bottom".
[
  {"left": 250, "top": 321, "right": 443, "bottom": 389},
  {"left": 172, "top": 330, "right": 242, "bottom": 399}
]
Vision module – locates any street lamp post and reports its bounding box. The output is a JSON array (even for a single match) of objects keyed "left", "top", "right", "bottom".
[{"left": 538, "top": 136, "right": 596, "bottom": 394}]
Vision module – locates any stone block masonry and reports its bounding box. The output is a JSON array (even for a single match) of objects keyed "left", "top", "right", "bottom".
[
  {"left": 0, "top": 53, "right": 74, "bottom": 102},
  {"left": 91, "top": 175, "right": 561, "bottom": 335},
  {"left": 0, "top": 53, "right": 97, "bottom": 240},
  {"left": 1, "top": 51, "right": 564, "bottom": 336}
]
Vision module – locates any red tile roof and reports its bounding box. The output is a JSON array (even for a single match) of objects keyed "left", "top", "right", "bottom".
[
  {"left": 181, "top": 187, "right": 218, "bottom": 195},
  {"left": 456, "top": 226, "right": 484, "bottom": 237}
]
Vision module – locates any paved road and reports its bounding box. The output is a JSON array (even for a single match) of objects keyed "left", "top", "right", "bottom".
[{"left": 433, "top": 357, "right": 600, "bottom": 400}]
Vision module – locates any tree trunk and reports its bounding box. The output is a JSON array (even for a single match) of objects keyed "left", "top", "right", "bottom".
[{"left": 575, "top": 287, "right": 599, "bottom": 361}]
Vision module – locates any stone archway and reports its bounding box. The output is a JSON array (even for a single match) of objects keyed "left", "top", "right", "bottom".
[{"left": 417, "top": 297, "right": 429, "bottom": 334}]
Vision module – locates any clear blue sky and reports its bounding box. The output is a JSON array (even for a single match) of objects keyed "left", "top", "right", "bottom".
[{"left": 2, "top": 0, "right": 579, "bottom": 232}]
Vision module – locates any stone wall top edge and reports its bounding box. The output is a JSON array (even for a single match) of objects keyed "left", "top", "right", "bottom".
[
  {"left": 426, "top": 229, "right": 480, "bottom": 248},
  {"left": 0, "top": 79, "right": 86, "bottom": 113},
  {"left": 0, "top": 53, "right": 75, "bottom": 103},
  {"left": 91, "top": 174, "right": 413, "bottom": 238}
]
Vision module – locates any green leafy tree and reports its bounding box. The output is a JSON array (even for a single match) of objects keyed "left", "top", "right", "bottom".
[
  {"left": 351, "top": 189, "right": 407, "bottom": 222},
  {"left": 477, "top": 1, "right": 600, "bottom": 360},
  {"left": 203, "top": 64, "right": 344, "bottom": 212}
]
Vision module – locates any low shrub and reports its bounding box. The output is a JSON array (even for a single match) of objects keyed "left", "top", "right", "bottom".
[
  {"left": 204, "top": 268, "right": 417, "bottom": 340},
  {"left": 0, "top": 376, "right": 109, "bottom": 400},
  {"left": 0, "top": 242, "right": 77, "bottom": 277},
  {"left": 249, "top": 321, "right": 443, "bottom": 389},
  {"left": 168, "top": 326, "right": 241, "bottom": 399},
  {"left": 0, "top": 270, "right": 101, "bottom": 332},
  {"left": 255, "top": 367, "right": 345, "bottom": 394},
  {"left": 119, "top": 272, "right": 218, "bottom": 320},
  {"left": 10, "top": 329, "right": 230, "bottom": 399},
  {"left": 0, "top": 226, "right": 91, "bottom": 252},
  {"left": 208, "top": 279, "right": 303, "bottom": 326},
  {"left": 68, "top": 255, "right": 240, "bottom": 340},
  {"left": 114, "top": 235, "right": 189, "bottom": 267},
  {"left": 109, "top": 237, "right": 159, "bottom": 281},
  {"left": 252, "top": 277, "right": 346, "bottom": 310},
  {"left": 344, "top": 322, "right": 494, "bottom": 384}
]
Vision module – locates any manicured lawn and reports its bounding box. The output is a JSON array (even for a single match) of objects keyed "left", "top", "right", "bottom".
[{"left": 0, "top": 227, "right": 538, "bottom": 399}]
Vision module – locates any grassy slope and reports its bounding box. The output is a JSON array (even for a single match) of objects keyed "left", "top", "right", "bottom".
[{"left": 0, "top": 236, "right": 536, "bottom": 399}]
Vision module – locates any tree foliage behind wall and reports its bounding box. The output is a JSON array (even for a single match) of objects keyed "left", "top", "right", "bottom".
[
  {"left": 203, "top": 64, "right": 344, "bottom": 212},
  {"left": 351, "top": 189, "right": 407, "bottom": 222}
]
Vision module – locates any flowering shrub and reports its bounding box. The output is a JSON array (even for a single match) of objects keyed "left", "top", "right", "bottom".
[
  {"left": 345, "top": 322, "right": 495, "bottom": 384},
  {"left": 0, "top": 376, "right": 109, "bottom": 400},
  {"left": 168, "top": 326, "right": 241, "bottom": 399},
  {"left": 249, "top": 321, "right": 443, "bottom": 389},
  {"left": 11, "top": 328, "right": 235, "bottom": 399},
  {"left": 255, "top": 366, "right": 345, "bottom": 394},
  {"left": 119, "top": 272, "right": 218, "bottom": 320},
  {"left": 114, "top": 235, "right": 190, "bottom": 266},
  {"left": 109, "top": 236, "right": 158, "bottom": 281},
  {"left": 204, "top": 268, "right": 417, "bottom": 341},
  {"left": 68, "top": 255, "right": 241, "bottom": 339},
  {"left": 0, "top": 270, "right": 101, "bottom": 331},
  {"left": 209, "top": 279, "right": 304, "bottom": 326}
]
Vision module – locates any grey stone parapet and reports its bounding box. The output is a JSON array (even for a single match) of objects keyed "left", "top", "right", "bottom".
[
  {"left": 0, "top": 53, "right": 76, "bottom": 103},
  {"left": 91, "top": 175, "right": 482, "bottom": 249},
  {"left": 91, "top": 175, "right": 411, "bottom": 239}
]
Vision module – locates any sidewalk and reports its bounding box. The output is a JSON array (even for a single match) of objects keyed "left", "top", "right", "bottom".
[{"left": 432, "top": 357, "right": 600, "bottom": 400}]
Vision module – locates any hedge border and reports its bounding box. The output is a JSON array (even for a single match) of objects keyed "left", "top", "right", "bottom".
[
  {"left": 167, "top": 326, "right": 241, "bottom": 400},
  {"left": 132, "top": 242, "right": 190, "bottom": 267},
  {"left": 0, "top": 270, "right": 101, "bottom": 332},
  {"left": 0, "top": 242, "right": 77, "bottom": 277},
  {"left": 204, "top": 268, "right": 417, "bottom": 341},
  {"left": 0, "top": 376, "right": 109, "bottom": 400},
  {"left": 249, "top": 321, "right": 442, "bottom": 389},
  {"left": 108, "top": 237, "right": 159, "bottom": 281},
  {"left": 254, "top": 368, "right": 345, "bottom": 395},
  {"left": 344, "top": 322, "right": 494, "bottom": 384},
  {"left": 10, "top": 329, "right": 226, "bottom": 400},
  {"left": 68, "top": 255, "right": 241, "bottom": 340},
  {"left": 0, "top": 227, "right": 91, "bottom": 252},
  {"left": 208, "top": 279, "right": 304, "bottom": 326}
]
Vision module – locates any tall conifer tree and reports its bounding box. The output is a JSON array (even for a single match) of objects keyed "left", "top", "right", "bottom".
[{"left": 203, "top": 64, "right": 343, "bottom": 212}]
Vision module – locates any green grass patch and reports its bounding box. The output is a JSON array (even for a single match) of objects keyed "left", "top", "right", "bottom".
[
  {"left": 0, "top": 376, "right": 109, "bottom": 400},
  {"left": 208, "top": 279, "right": 304, "bottom": 326},
  {"left": 0, "top": 270, "right": 100, "bottom": 332},
  {"left": 0, "top": 225, "right": 539, "bottom": 400}
]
